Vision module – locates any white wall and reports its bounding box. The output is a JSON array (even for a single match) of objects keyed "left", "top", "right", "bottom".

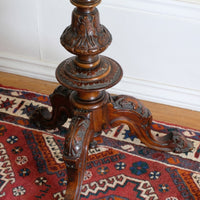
[{"left": 0, "top": 0, "right": 200, "bottom": 111}]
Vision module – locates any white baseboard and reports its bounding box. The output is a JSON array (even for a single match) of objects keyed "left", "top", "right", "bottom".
[
  {"left": 108, "top": 77, "right": 200, "bottom": 112},
  {"left": 0, "top": 54, "right": 200, "bottom": 112},
  {"left": 0, "top": 54, "right": 57, "bottom": 82}
]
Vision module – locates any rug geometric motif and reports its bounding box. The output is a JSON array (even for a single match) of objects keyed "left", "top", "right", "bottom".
[{"left": 0, "top": 85, "right": 200, "bottom": 200}]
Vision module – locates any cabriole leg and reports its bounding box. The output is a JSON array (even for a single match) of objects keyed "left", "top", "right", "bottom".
[
  {"left": 106, "top": 95, "right": 193, "bottom": 153},
  {"left": 63, "top": 115, "right": 94, "bottom": 200},
  {"left": 30, "top": 86, "right": 73, "bottom": 129}
]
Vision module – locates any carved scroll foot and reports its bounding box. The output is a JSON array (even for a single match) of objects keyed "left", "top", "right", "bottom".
[
  {"left": 107, "top": 95, "right": 193, "bottom": 153},
  {"left": 167, "top": 131, "right": 193, "bottom": 153},
  {"left": 63, "top": 116, "right": 94, "bottom": 200},
  {"left": 30, "top": 86, "right": 73, "bottom": 129}
]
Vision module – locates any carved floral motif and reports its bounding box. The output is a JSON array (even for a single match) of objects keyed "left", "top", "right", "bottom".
[
  {"left": 112, "top": 96, "right": 135, "bottom": 110},
  {"left": 64, "top": 117, "right": 90, "bottom": 168},
  {"left": 111, "top": 95, "right": 151, "bottom": 119},
  {"left": 61, "top": 8, "right": 112, "bottom": 55}
]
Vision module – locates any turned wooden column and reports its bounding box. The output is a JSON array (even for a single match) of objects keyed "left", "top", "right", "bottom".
[
  {"left": 31, "top": 0, "right": 193, "bottom": 199},
  {"left": 57, "top": 0, "right": 122, "bottom": 107}
]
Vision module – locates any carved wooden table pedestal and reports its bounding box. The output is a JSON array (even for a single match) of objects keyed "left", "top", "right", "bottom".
[{"left": 31, "top": 0, "right": 193, "bottom": 199}]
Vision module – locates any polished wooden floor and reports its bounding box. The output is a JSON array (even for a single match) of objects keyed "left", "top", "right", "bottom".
[{"left": 1, "top": 71, "right": 200, "bottom": 130}]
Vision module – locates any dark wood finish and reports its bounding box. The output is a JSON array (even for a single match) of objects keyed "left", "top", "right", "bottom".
[{"left": 30, "top": 1, "right": 193, "bottom": 199}]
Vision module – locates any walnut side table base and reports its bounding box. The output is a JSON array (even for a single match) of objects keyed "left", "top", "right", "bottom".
[{"left": 30, "top": 0, "right": 193, "bottom": 199}]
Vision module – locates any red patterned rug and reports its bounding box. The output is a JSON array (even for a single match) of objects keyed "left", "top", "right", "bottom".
[{"left": 0, "top": 85, "right": 200, "bottom": 200}]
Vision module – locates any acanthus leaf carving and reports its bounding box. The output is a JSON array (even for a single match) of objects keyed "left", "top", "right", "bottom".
[
  {"left": 60, "top": 8, "right": 111, "bottom": 55},
  {"left": 64, "top": 117, "right": 90, "bottom": 168}
]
